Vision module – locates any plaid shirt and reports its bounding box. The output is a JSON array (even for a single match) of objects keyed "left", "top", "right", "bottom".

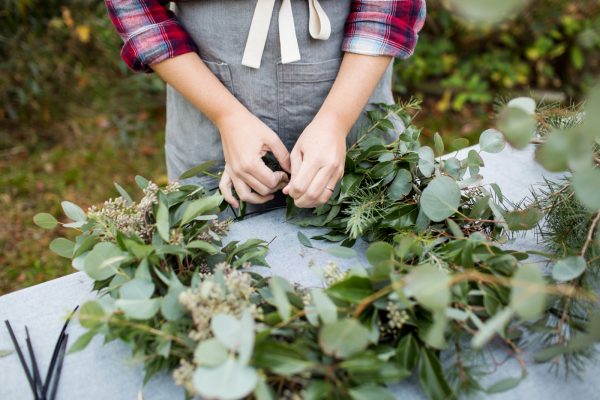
[{"left": 105, "top": 0, "right": 426, "bottom": 73}]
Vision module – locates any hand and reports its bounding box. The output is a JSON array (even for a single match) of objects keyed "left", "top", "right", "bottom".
[
  {"left": 282, "top": 114, "right": 347, "bottom": 208},
  {"left": 217, "top": 110, "right": 291, "bottom": 208}
]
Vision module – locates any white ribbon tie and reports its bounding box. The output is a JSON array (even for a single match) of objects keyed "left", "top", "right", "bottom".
[{"left": 242, "top": 0, "right": 332, "bottom": 69}]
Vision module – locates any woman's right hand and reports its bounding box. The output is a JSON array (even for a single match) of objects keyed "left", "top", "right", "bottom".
[{"left": 216, "top": 109, "right": 291, "bottom": 208}]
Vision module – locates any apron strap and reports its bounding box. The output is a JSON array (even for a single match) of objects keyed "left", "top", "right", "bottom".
[{"left": 242, "top": 0, "right": 331, "bottom": 69}]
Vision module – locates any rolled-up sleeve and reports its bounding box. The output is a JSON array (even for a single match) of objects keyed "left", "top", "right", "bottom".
[
  {"left": 104, "top": 0, "right": 198, "bottom": 73},
  {"left": 342, "top": 0, "right": 426, "bottom": 59}
]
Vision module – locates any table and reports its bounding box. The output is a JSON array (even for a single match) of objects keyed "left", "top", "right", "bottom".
[{"left": 1, "top": 145, "right": 598, "bottom": 399}]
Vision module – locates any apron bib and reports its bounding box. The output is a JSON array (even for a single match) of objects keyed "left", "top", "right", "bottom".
[{"left": 165, "top": 0, "right": 400, "bottom": 190}]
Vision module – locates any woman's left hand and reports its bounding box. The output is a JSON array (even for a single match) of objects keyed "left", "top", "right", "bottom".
[{"left": 283, "top": 114, "right": 347, "bottom": 208}]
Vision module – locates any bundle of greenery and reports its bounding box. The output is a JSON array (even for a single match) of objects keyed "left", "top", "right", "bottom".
[{"left": 34, "top": 98, "right": 599, "bottom": 399}]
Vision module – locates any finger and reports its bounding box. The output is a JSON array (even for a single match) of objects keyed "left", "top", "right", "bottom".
[
  {"left": 287, "top": 155, "right": 323, "bottom": 199},
  {"left": 241, "top": 168, "right": 275, "bottom": 196},
  {"left": 317, "top": 175, "right": 341, "bottom": 206},
  {"left": 219, "top": 170, "right": 239, "bottom": 208},
  {"left": 243, "top": 161, "right": 282, "bottom": 192},
  {"left": 266, "top": 135, "right": 291, "bottom": 173},
  {"left": 295, "top": 166, "right": 335, "bottom": 208},
  {"left": 283, "top": 150, "right": 302, "bottom": 195},
  {"left": 273, "top": 171, "right": 289, "bottom": 191},
  {"left": 231, "top": 174, "right": 275, "bottom": 205}
]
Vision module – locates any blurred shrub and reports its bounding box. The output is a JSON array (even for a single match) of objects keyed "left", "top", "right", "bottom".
[
  {"left": 0, "top": 0, "right": 164, "bottom": 141},
  {"left": 396, "top": 0, "right": 600, "bottom": 112}
]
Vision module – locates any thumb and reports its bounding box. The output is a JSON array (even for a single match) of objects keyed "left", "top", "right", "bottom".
[{"left": 266, "top": 135, "right": 291, "bottom": 173}]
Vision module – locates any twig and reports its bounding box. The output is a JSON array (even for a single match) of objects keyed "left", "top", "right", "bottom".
[{"left": 581, "top": 211, "right": 600, "bottom": 257}]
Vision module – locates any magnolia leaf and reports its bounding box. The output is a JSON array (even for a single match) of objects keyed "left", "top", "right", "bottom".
[
  {"left": 510, "top": 264, "right": 546, "bottom": 320},
  {"left": 156, "top": 199, "right": 170, "bottom": 242},
  {"left": 325, "top": 246, "right": 357, "bottom": 259},
  {"left": 179, "top": 160, "right": 217, "bottom": 180},
  {"left": 33, "top": 213, "right": 58, "bottom": 230},
  {"left": 388, "top": 169, "right": 412, "bottom": 200},
  {"left": 115, "top": 298, "right": 160, "bottom": 320},
  {"left": 498, "top": 106, "right": 537, "bottom": 149},
  {"left": 270, "top": 277, "right": 292, "bottom": 321},
  {"left": 319, "top": 319, "right": 370, "bottom": 359},
  {"left": 572, "top": 168, "right": 600, "bottom": 211},
  {"left": 310, "top": 289, "right": 337, "bottom": 324},
  {"left": 50, "top": 238, "right": 75, "bottom": 258},
  {"left": 396, "top": 335, "right": 420, "bottom": 371},
  {"left": 420, "top": 176, "right": 461, "bottom": 222},
  {"left": 406, "top": 264, "right": 451, "bottom": 312},
  {"left": 135, "top": 175, "right": 149, "bottom": 189},
  {"left": 552, "top": 256, "right": 587, "bottom": 282},
  {"left": 327, "top": 276, "right": 372, "bottom": 303},
  {"left": 119, "top": 278, "right": 155, "bottom": 300},
  {"left": 471, "top": 307, "right": 512, "bottom": 348},
  {"left": 180, "top": 194, "right": 223, "bottom": 225},
  {"left": 418, "top": 347, "right": 454, "bottom": 400},
  {"left": 194, "top": 338, "right": 228, "bottom": 367},
  {"left": 451, "top": 138, "right": 470, "bottom": 150},
  {"left": 504, "top": 207, "right": 544, "bottom": 231},
  {"left": 418, "top": 146, "right": 435, "bottom": 177},
  {"left": 61, "top": 201, "right": 86, "bottom": 222},
  {"left": 479, "top": 129, "right": 506, "bottom": 153},
  {"left": 486, "top": 373, "right": 526, "bottom": 394},
  {"left": 193, "top": 359, "right": 258, "bottom": 400}
]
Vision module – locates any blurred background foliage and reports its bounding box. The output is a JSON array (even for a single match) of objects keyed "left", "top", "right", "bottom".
[{"left": 1, "top": 0, "right": 599, "bottom": 293}]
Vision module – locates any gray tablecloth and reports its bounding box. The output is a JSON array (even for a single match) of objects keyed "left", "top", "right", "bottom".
[{"left": 1, "top": 145, "right": 597, "bottom": 399}]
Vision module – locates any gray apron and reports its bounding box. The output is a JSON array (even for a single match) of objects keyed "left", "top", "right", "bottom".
[{"left": 166, "top": 0, "right": 400, "bottom": 195}]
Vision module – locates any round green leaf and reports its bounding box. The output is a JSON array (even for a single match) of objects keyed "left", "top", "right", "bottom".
[
  {"left": 83, "top": 242, "right": 126, "bottom": 281},
  {"left": 61, "top": 201, "right": 86, "bottom": 222},
  {"left": 119, "top": 278, "right": 155, "bottom": 300},
  {"left": 310, "top": 289, "right": 337, "bottom": 324},
  {"left": 388, "top": 170, "right": 412, "bottom": 200},
  {"left": 33, "top": 213, "right": 58, "bottom": 230},
  {"left": 479, "top": 129, "right": 506, "bottom": 153},
  {"left": 418, "top": 146, "right": 435, "bottom": 177},
  {"left": 535, "top": 130, "right": 570, "bottom": 172},
  {"left": 510, "top": 264, "right": 546, "bottom": 320},
  {"left": 407, "top": 264, "right": 451, "bottom": 312},
  {"left": 552, "top": 256, "right": 587, "bottom": 282},
  {"left": 319, "top": 319, "right": 370, "bottom": 359},
  {"left": 366, "top": 242, "right": 394, "bottom": 266},
  {"left": 115, "top": 298, "right": 160, "bottom": 320},
  {"left": 50, "top": 238, "right": 75, "bottom": 258},
  {"left": 572, "top": 168, "right": 600, "bottom": 211},
  {"left": 447, "top": 0, "right": 530, "bottom": 25},
  {"left": 420, "top": 176, "right": 461, "bottom": 222},
  {"left": 194, "top": 338, "right": 228, "bottom": 367},
  {"left": 497, "top": 106, "right": 537, "bottom": 149},
  {"left": 508, "top": 97, "right": 536, "bottom": 115},
  {"left": 79, "top": 301, "right": 106, "bottom": 329},
  {"left": 193, "top": 359, "right": 258, "bottom": 400}
]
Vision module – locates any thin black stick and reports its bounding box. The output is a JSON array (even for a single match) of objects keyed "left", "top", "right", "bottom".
[
  {"left": 25, "top": 326, "right": 44, "bottom": 399},
  {"left": 48, "top": 334, "right": 68, "bottom": 400},
  {"left": 4, "top": 320, "right": 38, "bottom": 399},
  {"left": 43, "top": 305, "right": 79, "bottom": 397}
]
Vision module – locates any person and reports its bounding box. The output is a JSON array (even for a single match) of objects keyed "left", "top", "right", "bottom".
[{"left": 104, "top": 0, "right": 426, "bottom": 212}]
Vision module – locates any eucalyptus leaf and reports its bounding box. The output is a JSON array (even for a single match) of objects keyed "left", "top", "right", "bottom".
[
  {"left": 179, "top": 160, "right": 217, "bottom": 180},
  {"left": 297, "top": 231, "right": 313, "bottom": 248},
  {"left": 119, "top": 278, "right": 155, "bottom": 300},
  {"left": 552, "top": 256, "right": 587, "bottom": 282},
  {"left": 270, "top": 277, "right": 292, "bottom": 321},
  {"left": 156, "top": 199, "right": 170, "bottom": 242},
  {"left": 388, "top": 170, "right": 412, "bottom": 200},
  {"left": 194, "top": 338, "right": 228, "bottom": 367},
  {"left": 406, "top": 264, "right": 451, "bottom": 312},
  {"left": 180, "top": 194, "right": 223, "bottom": 225},
  {"left": 33, "top": 213, "right": 58, "bottom": 230},
  {"left": 498, "top": 106, "right": 537, "bottom": 149},
  {"left": 418, "top": 146, "right": 435, "bottom": 177},
  {"left": 61, "top": 201, "right": 86, "bottom": 222},
  {"left": 319, "top": 319, "right": 370, "bottom": 359},
  {"left": 84, "top": 242, "right": 127, "bottom": 281},
  {"left": 50, "top": 238, "right": 75, "bottom": 258},
  {"left": 420, "top": 176, "right": 461, "bottom": 222},
  {"left": 471, "top": 307, "right": 512, "bottom": 348},
  {"left": 572, "top": 168, "right": 600, "bottom": 211},
  {"left": 325, "top": 246, "right": 357, "bottom": 259},
  {"left": 510, "top": 264, "right": 546, "bottom": 320},
  {"left": 114, "top": 182, "right": 133, "bottom": 204},
  {"left": 447, "top": 0, "right": 531, "bottom": 25},
  {"left": 193, "top": 359, "right": 258, "bottom": 400},
  {"left": 479, "top": 129, "right": 506, "bottom": 153},
  {"left": 115, "top": 298, "right": 160, "bottom": 320},
  {"left": 504, "top": 207, "right": 544, "bottom": 231},
  {"left": 310, "top": 289, "right": 337, "bottom": 324},
  {"left": 433, "top": 132, "right": 445, "bottom": 157}
]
